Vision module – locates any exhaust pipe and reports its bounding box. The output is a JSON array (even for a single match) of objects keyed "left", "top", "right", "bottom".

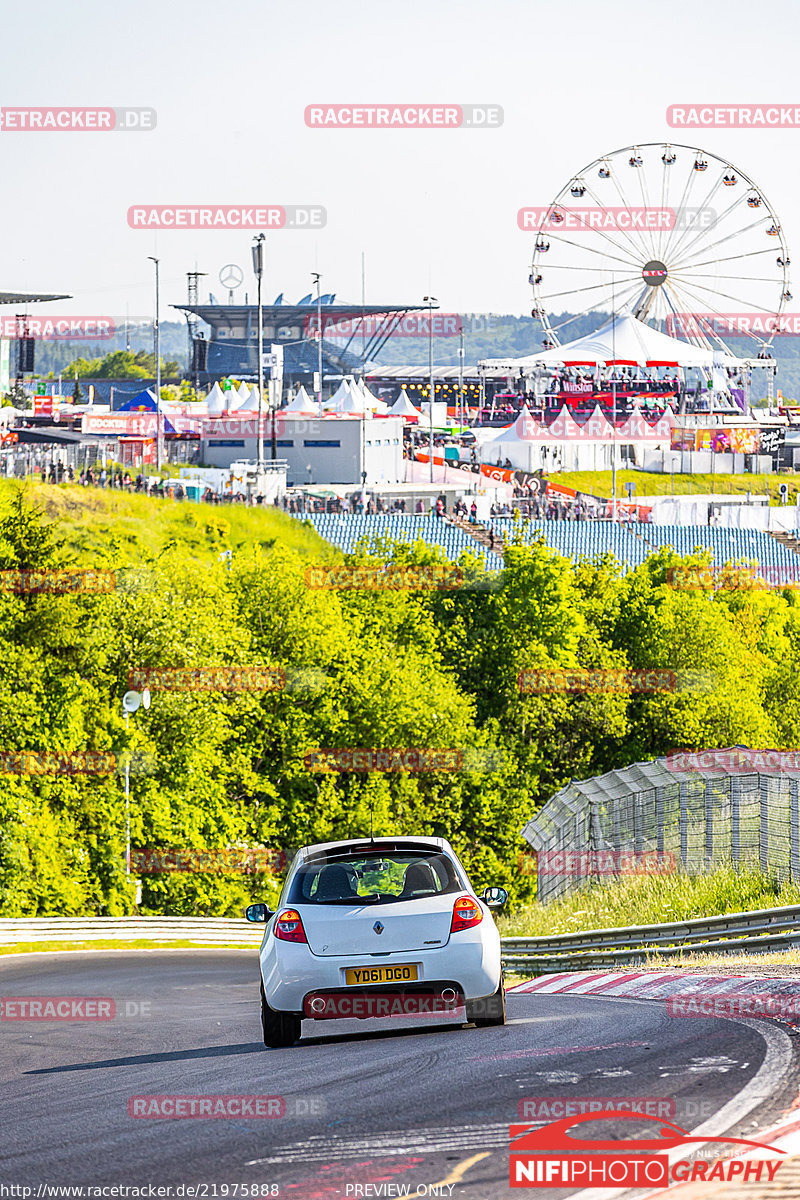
[
  {"left": 310, "top": 996, "right": 326, "bottom": 1013},
  {"left": 441, "top": 987, "right": 458, "bottom": 1006}
]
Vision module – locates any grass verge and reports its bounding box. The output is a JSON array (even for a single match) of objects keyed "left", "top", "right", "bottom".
[
  {"left": 498, "top": 865, "right": 800, "bottom": 939},
  {"left": 551, "top": 469, "right": 797, "bottom": 505},
  {"left": 0, "top": 939, "right": 260, "bottom": 955}
]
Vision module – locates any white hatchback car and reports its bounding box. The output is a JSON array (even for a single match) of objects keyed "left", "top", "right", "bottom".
[{"left": 246, "top": 836, "right": 508, "bottom": 1047}]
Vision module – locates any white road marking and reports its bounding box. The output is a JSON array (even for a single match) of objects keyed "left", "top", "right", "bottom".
[{"left": 245, "top": 1122, "right": 510, "bottom": 1165}]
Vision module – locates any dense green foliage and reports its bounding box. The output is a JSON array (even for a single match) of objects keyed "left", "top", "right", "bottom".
[
  {"left": 65, "top": 349, "right": 180, "bottom": 380},
  {"left": 1, "top": 482, "right": 799, "bottom": 917}
]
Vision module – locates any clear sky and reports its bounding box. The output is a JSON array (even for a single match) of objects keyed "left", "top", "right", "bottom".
[{"left": 3, "top": 0, "right": 799, "bottom": 325}]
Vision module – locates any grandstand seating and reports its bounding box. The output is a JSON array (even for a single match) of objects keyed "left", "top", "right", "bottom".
[
  {"left": 289, "top": 511, "right": 800, "bottom": 584},
  {"left": 489, "top": 519, "right": 800, "bottom": 583},
  {"left": 290, "top": 512, "right": 506, "bottom": 572}
]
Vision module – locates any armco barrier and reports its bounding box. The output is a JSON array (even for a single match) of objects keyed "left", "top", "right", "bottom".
[
  {"left": 0, "top": 917, "right": 263, "bottom": 946},
  {"left": 501, "top": 902, "right": 800, "bottom": 973},
  {"left": 3, "top": 904, "right": 800, "bottom": 968}
]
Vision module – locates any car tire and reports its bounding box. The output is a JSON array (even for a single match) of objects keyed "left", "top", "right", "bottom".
[
  {"left": 465, "top": 979, "right": 506, "bottom": 1026},
  {"left": 260, "top": 982, "right": 301, "bottom": 1048}
]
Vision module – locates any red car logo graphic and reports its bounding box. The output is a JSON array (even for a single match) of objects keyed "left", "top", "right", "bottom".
[{"left": 510, "top": 1111, "right": 784, "bottom": 1155}]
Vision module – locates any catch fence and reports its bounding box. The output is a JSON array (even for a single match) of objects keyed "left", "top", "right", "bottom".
[{"left": 521, "top": 750, "right": 800, "bottom": 902}]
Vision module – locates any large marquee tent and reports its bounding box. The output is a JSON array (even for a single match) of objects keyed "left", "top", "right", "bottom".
[{"left": 478, "top": 310, "right": 747, "bottom": 375}]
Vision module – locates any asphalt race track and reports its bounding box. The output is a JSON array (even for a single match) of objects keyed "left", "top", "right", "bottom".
[{"left": 1, "top": 951, "right": 797, "bottom": 1198}]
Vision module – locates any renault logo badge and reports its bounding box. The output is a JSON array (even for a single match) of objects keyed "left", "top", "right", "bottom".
[{"left": 373, "top": 921, "right": 384, "bottom": 935}]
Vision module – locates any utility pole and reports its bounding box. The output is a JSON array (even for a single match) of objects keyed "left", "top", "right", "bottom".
[
  {"left": 186, "top": 270, "right": 206, "bottom": 392},
  {"left": 424, "top": 295, "right": 437, "bottom": 483},
  {"left": 312, "top": 272, "right": 323, "bottom": 416},
  {"left": 148, "top": 257, "right": 161, "bottom": 471},
  {"left": 252, "top": 235, "right": 265, "bottom": 468}
]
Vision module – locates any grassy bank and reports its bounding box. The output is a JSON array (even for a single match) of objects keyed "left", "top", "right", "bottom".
[
  {"left": 497, "top": 866, "right": 800, "bottom": 938},
  {"left": 1, "top": 481, "right": 333, "bottom": 566},
  {"left": 551, "top": 469, "right": 798, "bottom": 505}
]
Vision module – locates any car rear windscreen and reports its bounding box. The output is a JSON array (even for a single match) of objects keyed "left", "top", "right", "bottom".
[{"left": 286, "top": 851, "right": 465, "bottom": 905}]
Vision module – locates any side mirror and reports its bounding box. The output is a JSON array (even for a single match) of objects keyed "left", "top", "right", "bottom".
[
  {"left": 482, "top": 886, "right": 508, "bottom": 910},
  {"left": 245, "top": 903, "right": 272, "bottom": 922}
]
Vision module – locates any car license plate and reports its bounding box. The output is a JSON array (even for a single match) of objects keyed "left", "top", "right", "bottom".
[{"left": 344, "top": 964, "right": 419, "bottom": 985}]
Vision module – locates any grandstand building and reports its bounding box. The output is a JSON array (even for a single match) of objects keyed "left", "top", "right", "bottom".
[{"left": 173, "top": 297, "right": 431, "bottom": 391}]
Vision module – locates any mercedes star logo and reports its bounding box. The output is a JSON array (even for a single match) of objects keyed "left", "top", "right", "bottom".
[
  {"left": 373, "top": 921, "right": 384, "bottom": 935},
  {"left": 219, "top": 263, "right": 244, "bottom": 289}
]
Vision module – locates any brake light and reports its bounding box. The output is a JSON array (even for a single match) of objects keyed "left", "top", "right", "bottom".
[
  {"left": 273, "top": 909, "right": 308, "bottom": 943},
  {"left": 450, "top": 895, "right": 484, "bottom": 933}
]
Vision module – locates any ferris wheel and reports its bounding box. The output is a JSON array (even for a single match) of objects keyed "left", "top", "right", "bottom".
[{"left": 528, "top": 143, "right": 791, "bottom": 357}]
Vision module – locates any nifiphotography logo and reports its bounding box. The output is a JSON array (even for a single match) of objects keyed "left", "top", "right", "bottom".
[{"left": 509, "top": 1111, "right": 784, "bottom": 1187}]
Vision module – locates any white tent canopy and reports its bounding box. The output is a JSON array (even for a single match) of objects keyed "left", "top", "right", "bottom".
[
  {"left": 330, "top": 379, "right": 367, "bottom": 413},
  {"left": 389, "top": 388, "right": 422, "bottom": 419},
  {"left": 479, "top": 309, "right": 745, "bottom": 374},
  {"left": 489, "top": 405, "right": 543, "bottom": 443},
  {"left": 205, "top": 382, "right": 227, "bottom": 415},
  {"left": 483, "top": 405, "right": 544, "bottom": 471},
  {"left": 325, "top": 378, "right": 356, "bottom": 411},
  {"left": 285, "top": 385, "right": 317, "bottom": 414},
  {"left": 236, "top": 385, "right": 262, "bottom": 412}
]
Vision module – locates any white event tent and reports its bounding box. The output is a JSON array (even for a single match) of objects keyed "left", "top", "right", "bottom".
[
  {"left": 483, "top": 406, "right": 545, "bottom": 471},
  {"left": 205, "top": 382, "right": 227, "bottom": 415},
  {"left": 479, "top": 310, "right": 745, "bottom": 375},
  {"left": 285, "top": 385, "right": 317, "bottom": 415},
  {"left": 389, "top": 388, "right": 422, "bottom": 420},
  {"left": 236, "top": 386, "right": 262, "bottom": 412}
]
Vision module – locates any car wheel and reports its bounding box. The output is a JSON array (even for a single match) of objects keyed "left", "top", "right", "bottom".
[
  {"left": 465, "top": 979, "right": 506, "bottom": 1026},
  {"left": 260, "top": 982, "right": 301, "bottom": 1048}
]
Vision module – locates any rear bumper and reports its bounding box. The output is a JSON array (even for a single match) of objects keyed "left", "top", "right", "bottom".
[
  {"left": 303, "top": 982, "right": 464, "bottom": 1019},
  {"left": 261, "top": 933, "right": 501, "bottom": 1014}
]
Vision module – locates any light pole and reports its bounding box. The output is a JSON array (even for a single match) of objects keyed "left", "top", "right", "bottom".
[
  {"left": 121, "top": 687, "right": 151, "bottom": 880},
  {"left": 147, "top": 258, "right": 161, "bottom": 472},
  {"left": 252, "top": 235, "right": 265, "bottom": 469},
  {"left": 423, "top": 296, "right": 437, "bottom": 483},
  {"left": 458, "top": 323, "right": 465, "bottom": 432},
  {"left": 611, "top": 274, "right": 617, "bottom": 523},
  {"left": 312, "top": 272, "right": 323, "bottom": 416}
]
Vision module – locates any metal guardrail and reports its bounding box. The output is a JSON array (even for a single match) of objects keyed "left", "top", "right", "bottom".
[
  {"left": 0, "top": 917, "right": 263, "bottom": 946},
  {"left": 2, "top": 905, "right": 800, "bottom": 970},
  {"left": 500, "top": 902, "right": 800, "bottom": 973}
]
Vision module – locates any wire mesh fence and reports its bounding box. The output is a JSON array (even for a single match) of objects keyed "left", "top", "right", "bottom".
[{"left": 521, "top": 751, "right": 800, "bottom": 902}]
